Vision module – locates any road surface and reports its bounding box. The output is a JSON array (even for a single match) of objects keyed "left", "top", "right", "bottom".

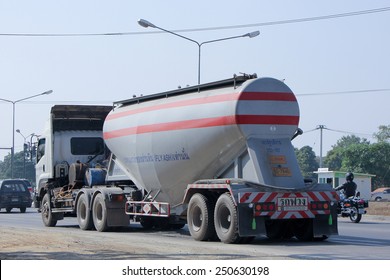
[{"left": 0, "top": 208, "right": 389, "bottom": 259}]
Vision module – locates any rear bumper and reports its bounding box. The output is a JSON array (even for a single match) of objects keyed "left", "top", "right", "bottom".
[
  {"left": 0, "top": 202, "right": 31, "bottom": 208},
  {"left": 237, "top": 189, "right": 339, "bottom": 237}
]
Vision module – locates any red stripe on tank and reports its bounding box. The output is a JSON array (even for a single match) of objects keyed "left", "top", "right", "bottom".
[{"left": 103, "top": 115, "right": 299, "bottom": 139}]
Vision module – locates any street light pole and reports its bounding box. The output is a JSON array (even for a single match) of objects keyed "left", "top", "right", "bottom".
[
  {"left": 0, "top": 89, "right": 53, "bottom": 178},
  {"left": 317, "top": 124, "right": 326, "bottom": 168},
  {"left": 137, "top": 19, "right": 260, "bottom": 86},
  {"left": 16, "top": 129, "right": 35, "bottom": 178}
]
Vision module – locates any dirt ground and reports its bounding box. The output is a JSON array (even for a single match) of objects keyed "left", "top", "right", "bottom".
[
  {"left": 0, "top": 224, "right": 256, "bottom": 260},
  {"left": 0, "top": 227, "right": 115, "bottom": 259}
]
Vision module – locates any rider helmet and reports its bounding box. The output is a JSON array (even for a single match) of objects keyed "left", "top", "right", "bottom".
[{"left": 345, "top": 172, "right": 354, "bottom": 181}]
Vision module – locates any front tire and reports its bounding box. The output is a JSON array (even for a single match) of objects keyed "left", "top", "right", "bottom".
[
  {"left": 187, "top": 193, "right": 216, "bottom": 241},
  {"left": 214, "top": 193, "right": 240, "bottom": 244},
  {"left": 92, "top": 193, "right": 109, "bottom": 232},
  {"left": 77, "top": 193, "right": 94, "bottom": 230},
  {"left": 41, "top": 193, "right": 57, "bottom": 227}
]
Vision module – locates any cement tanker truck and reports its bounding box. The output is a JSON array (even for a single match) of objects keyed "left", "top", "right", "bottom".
[{"left": 34, "top": 74, "right": 338, "bottom": 243}]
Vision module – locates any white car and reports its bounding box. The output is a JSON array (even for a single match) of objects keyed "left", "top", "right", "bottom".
[{"left": 371, "top": 188, "right": 390, "bottom": 201}]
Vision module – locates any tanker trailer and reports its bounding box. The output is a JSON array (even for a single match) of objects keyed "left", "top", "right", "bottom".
[{"left": 103, "top": 74, "right": 339, "bottom": 243}]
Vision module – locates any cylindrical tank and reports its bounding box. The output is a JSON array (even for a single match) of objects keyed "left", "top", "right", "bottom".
[{"left": 103, "top": 77, "right": 301, "bottom": 207}]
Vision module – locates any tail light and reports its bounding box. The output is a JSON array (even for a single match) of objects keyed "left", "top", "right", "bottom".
[
  {"left": 253, "top": 202, "right": 275, "bottom": 216},
  {"left": 310, "top": 201, "right": 330, "bottom": 210},
  {"left": 110, "top": 194, "right": 125, "bottom": 202}
]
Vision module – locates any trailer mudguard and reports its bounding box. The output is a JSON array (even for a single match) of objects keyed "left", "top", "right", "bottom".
[{"left": 92, "top": 187, "right": 129, "bottom": 227}]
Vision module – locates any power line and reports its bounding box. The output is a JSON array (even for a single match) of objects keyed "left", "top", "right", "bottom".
[
  {"left": 296, "top": 88, "right": 390, "bottom": 97},
  {"left": 325, "top": 127, "right": 373, "bottom": 137},
  {"left": 303, "top": 126, "right": 373, "bottom": 137},
  {"left": 1, "top": 7, "right": 389, "bottom": 37}
]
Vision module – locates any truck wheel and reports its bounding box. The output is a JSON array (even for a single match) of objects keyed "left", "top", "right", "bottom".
[
  {"left": 214, "top": 193, "right": 240, "bottom": 244},
  {"left": 92, "top": 193, "right": 109, "bottom": 232},
  {"left": 140, "top": 217, "right": 155, "bottom": 230},
  {"left": 41, "top": 193, "right": 57, "bottom": 227},
  {"left": 187, "top": 193, "right": 216, "bottom": 241},
  {"left": 77, "top": 193, "right": 94, "bottom": 230}
]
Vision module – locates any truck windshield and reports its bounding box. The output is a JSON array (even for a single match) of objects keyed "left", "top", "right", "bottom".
[{"left": 71, "top": 137, "right": 104, "bottom": 155}]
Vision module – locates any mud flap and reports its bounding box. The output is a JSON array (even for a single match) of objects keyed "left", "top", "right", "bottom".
[
  {"left": 98, "top": 187, "right": 129, "bottom": 227},
  {"left": 313, "top": 205, "right": 338, "bottom": 237},
  {"left": 106, "top": 207, "right": 129, "bottom": 227},
  {"left": 237, "top": 203, "right": 266, "bottom": 237}
]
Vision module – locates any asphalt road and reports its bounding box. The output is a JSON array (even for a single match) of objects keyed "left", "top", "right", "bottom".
[{"left": 1, "top": 207, "right": 389, "bottom": 260}]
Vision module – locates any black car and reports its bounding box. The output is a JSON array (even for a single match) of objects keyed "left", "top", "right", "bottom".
[{"left": 0, "top": 179, "right": 32, "bottom": 213}]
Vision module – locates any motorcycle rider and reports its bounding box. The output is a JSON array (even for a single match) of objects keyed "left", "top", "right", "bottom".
[{"left": 335, "top": 172, "right": 357, "bottom": 198}]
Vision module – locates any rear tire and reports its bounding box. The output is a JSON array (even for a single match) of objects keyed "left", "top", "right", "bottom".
[
  {"left": 140, "top": 217, "right": 154, "bottom": 230},
  {"left": 6, "top": 207, "right": 12, "bottom": 213},
  {"left": 350, "top": 206, "right": 362, "bottom": 223},
  {"left": 92, "top": 193, "right": 109, "bottom": 232},
  {"left": 214, "top": 193, "right": 240, "bottom": 244},
  {"left": 77, "top": 193, "right": 94, "bottom": 230},
  {"left": 187, "top": 193, "right": 216, "bottom": 241},
  {"left": 20, "top": 207, "right": 26, "bottom": 213},
  {"left": 41, "top": 193, "right": 57, "bottom": 227}
]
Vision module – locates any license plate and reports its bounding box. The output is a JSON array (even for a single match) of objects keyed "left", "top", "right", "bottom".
[
  {"left": 12, "top": 198, "right": 19, "bottom": 202},
  {"left": 278, "top": 197, "right": 308, "bottom": 211},
  {"left": 358, "top": 208, "right": 366, "bottom": 214}
]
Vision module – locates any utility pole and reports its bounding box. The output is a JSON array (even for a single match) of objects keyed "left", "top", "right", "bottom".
[{"left": 317, "top": 125, "right": 326, "bottom": 168}]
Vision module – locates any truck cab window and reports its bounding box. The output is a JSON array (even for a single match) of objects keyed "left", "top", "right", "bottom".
[{"left": 37, "top": 138, "right": 46, "bottom": 163}]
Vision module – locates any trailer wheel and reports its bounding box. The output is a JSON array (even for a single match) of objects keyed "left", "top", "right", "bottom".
[
  {"left": 77, "top": 193, "right": 94, "bottom": 230},
  {"left": 187, "top": 193, "right": 216, "bottom": 241},
  {"left": 140, "top": 217, "right": 154, "bottom": 230},
  {"left": 214, "top": 193, "right": 240, "bottom": 244},
  {"left": 41, "top": 193, "right": 57, "bottom": 227},
  {"left": 92, "top": 193, "right": 109, "bottom": 232}
]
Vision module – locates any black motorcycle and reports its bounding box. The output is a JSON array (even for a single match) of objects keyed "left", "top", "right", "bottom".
[{"left": 337, "top": 191, "right": 369, "bottom": 223}]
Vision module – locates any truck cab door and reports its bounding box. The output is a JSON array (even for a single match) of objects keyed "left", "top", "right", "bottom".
[{"left": 35, "top": 137, "right": 52, "bottom": 191}]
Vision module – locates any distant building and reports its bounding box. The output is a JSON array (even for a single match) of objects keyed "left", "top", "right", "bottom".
[{"left": 314, "top": 168, "right": 375, "bottom": 200}]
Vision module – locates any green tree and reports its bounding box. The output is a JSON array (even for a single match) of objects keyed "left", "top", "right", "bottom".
[
  {"left": 0, "top": 151, "right": 36, "bottom": 183},
  {"left": 324, "top": 135, "right": 370, "bottom": 171},
  {"left": 373, "top": 125, "right": 390, "bottom": 143},
  {"left": 324, "top": 128, "right": 390, "bottom": 189},
  {"left": 295, "top": 146, "right": 319, "bottom": 179}
]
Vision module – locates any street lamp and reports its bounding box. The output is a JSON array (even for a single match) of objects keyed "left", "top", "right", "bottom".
[
  {"left": 16, "top": 129, "right": 35, "bottom": 178},
  {"left": 137, "top": 19, "right": 260, "bottom": 86},
  {"left": 0, "top": 89, "right": 53, "bottom": 178}
]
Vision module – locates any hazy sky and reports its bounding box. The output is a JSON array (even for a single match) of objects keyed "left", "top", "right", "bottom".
[{"left": 1, "top": 0, "right": 389, "bottom": 162}]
